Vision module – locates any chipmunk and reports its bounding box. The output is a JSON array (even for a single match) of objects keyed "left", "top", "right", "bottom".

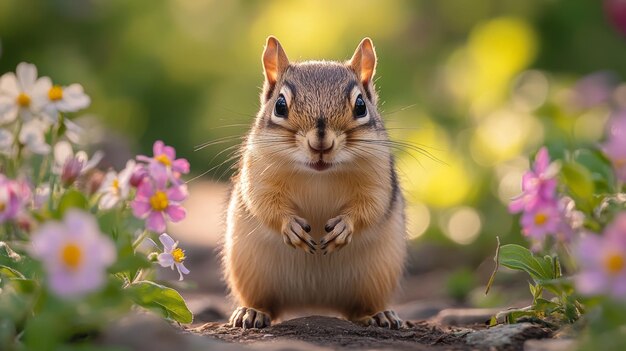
[{"left": 222, "top": 37, "right": 407, "bottom": 329}]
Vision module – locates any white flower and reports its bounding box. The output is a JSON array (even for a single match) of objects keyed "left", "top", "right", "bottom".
[
  {"left": 0, "top": 62, "right": 49, "bottom": 124},
  {"left": 157, "top": 233, "right": 190, "bottom": 281},
  {"left": 33, "top": 77, "right": 90, "bottom": 123},
  {"left": 0, "top": 128, "right": 14, "bottom": 155},
  {"left": 98, "top": 160, "right": 135, "bottom": 210},
  {"left": 18, "top": 120, "right": 50, "bottom": 155}
]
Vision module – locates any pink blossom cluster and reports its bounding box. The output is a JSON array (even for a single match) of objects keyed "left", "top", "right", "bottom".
[
  {"left": 131, "top": 141, "right": 190, "bottom": 233},
  {"left": 509, "top": 148, "right": 577, "bottom": 249}
]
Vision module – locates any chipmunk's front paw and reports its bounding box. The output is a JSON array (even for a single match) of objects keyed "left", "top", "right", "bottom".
[
  {"left": 229, "top": 307, "right": 271, "bottom": 329},
  {"left": 320, "top": 215, "right": 353, "bottom": 254},
  {"left": 281, "top": 215, "right": 316, "bottom": 254}
]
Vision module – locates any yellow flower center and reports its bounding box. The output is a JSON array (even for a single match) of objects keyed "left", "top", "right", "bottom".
[
  {"left": 149, "top": 191, "right": 169, "bottom": 211},
  {"left": 48, "top": 85, "right": 63, "bottom": 101},
  {"left": 61, "top": 243, "right": 82, "bottom": 270},
  {"left": 155, "top": 154, "right": 171, "bottom": 166},
  {"left": 534, "top": 213, "right": 547, "bottom": 225},
  {"left": 616, "top": 158, "right": 626, "bottom": 168},
  {"left": 0, "top": 201, "right": 5, "bottom": 212},
  {"left": 172, "top": 248, "right": 186, "bottom": 263},
  {"left": 112, "top": 178, "right": 120, "bottom": 194},
  {"left": 604, "top": 253, "right": 625, "bottom": 275},
  {"left": 16, "top": 93, "right": 31, "bottom": 107}
]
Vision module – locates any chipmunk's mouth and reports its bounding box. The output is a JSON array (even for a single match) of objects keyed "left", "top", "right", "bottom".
[{"left": 308, "top": 160, "right": 332, "bottom": 171}]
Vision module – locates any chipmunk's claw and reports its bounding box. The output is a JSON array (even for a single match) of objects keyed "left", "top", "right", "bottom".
[
  {"left": 229, "top": 307, "right": 271, "bottom": 329},
  {"left": 321, "top": 215, "right": 353, "bottom": 253},
  {"left": 282, "top": 216, "right": 316, "bottom": 253}
]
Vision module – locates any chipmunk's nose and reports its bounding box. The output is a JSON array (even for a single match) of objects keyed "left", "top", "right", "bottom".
[
  {"left": 306, "top": 119, "right": 335, "bottom": 155},
  {"left": 308, "top": 140, "right": 334, "bottom": 154}
]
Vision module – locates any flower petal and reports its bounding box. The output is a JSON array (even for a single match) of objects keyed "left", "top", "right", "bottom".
[
  {"left": 158, "top": 252, "right": 174, "bottom": 267},
  {"left": 0, "top": 73, "right": 18, "bottom": 95},
  {"left": 153, "top": 140, "right": 165, "bottom": 156},
  {"left": 158, "top": 233, "right": 176, "bottom": 251},
  {"left": 166, "top": 205, "right": 186, "bottom": 222},
  {"left": 131, "top": 199, "right": 152, "bottom": 219},
  {"left": 175, "top": 262, "right": 190, "bottom": 281},
  {"left": 16, "top": 62, "right": 37, "bottom": 91},
  {"left": 172, "top": 158, "right": 190, "bottom": 174},
  {"left": 146, "top": 211, "right": 167, "bottom": 233},
  {"left": 57, "top": 84, "right": 90, "bottom": 112},
  {"left": 166, "top": 184, "right": 188, "bottom": 202},
  {"left": 54, "top": 140, "right": 74, "bottom": 166}
]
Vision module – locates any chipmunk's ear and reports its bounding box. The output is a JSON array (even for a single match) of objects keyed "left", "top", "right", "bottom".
[
  {"left": 349, "top": 38, "right": 377, "bottom": 88},
  {"left": 262, "top": 36, "right": 289, "bottom": 100}
]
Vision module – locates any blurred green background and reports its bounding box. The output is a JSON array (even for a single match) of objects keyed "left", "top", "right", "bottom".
[{"left": 2, "top": 0, "right": 625, "bottom": 299}]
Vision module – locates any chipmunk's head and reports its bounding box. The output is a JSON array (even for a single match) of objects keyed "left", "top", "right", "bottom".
[{"left": 251, "top": 36, "right": 388, "bottom": 173}]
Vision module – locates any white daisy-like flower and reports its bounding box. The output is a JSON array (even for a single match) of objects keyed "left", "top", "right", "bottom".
[
  {"left": 53, "top": 140, "right": 103, "bottom": 186},
  {"left": 98, "top": 160, "right": 135, "bottom": 210},
  {"left": 0, "top": 128, "right": 14, "bottom": 155},
  {"left": 34, "top": 78, "right": 90, "bottom": 123},
  {"left": 18, "top": 120, "right": 50, "bottom": 155},
  {"left": 157, "top": 233, "right": 190, "bottom": 281},
  {"left": 0, "top": 62, "right": 49, "bottom": 124}
]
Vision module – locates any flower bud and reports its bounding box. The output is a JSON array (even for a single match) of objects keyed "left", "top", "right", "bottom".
[
  {"left": 61, "top": 157, "right": 84, "bottom": 187},
  {"left": 129, "top": 164, "right": 147, "bottom": 187}
]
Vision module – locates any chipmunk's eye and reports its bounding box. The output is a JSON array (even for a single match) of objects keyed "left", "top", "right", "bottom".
[
  {"left": 274, "top": 94, "right": 288, "bottom": 118},
  {"left": 354, "top": 94, "right": 367, "bottom": 118}
]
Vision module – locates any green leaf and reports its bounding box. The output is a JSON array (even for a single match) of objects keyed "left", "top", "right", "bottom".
[
  {"left": 560, "top": 162, "right": 595, "bottom": 208},
  {"left": 498, "top": 244, "right": 556, "bottom": 282},
  {"left": 57, "top": 190, "right": 89, "bottom": 217},
  {"left": 126, "top": 281, "right": 193, "bottom": 323},
  {"left": 0, "top": 265, "right": 25, "bottom": 279},
  {"left": 573, "top": 148, "right": 615, "bottom": 193}
]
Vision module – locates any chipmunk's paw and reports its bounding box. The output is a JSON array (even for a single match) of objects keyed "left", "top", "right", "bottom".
[
  {"left": 281, "top": 215, "right": 316, "bottom": 254},
  {"left": 355, "top": 310, "right": 403, "bottom": 330},
  {"left": 229, "top": 307, "right": 271, "bottom": 329},
  {"left": 320, "top": 215, "right": 353, "bottom": 254}
]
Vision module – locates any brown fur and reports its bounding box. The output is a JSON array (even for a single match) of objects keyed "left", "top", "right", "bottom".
[{"left": 222, "top": 37, "right": 407, "bottom": 326}]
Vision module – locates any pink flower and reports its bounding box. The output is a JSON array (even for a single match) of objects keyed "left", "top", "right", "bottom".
[
  {"left": 509, "top": 147, "right": 558, "bottom": 213},
  {"left": 137, "top": 140, "right": 189, "bottom": 185},
  {"left": 575, "top": 213, "right": 626, "bottom": 300},
  {"left": 0, "top": 175, "right": 31, "bottom": 224},
  {"left": 29, "top": 210, "right": 116, "bottom": 298},
  {"left": 157, "top": 233, "right": 190, "bottom": 281},
  {"left": 131, "top": 178, "right": 187, "bottom": 233},
  {"left": 602, "top": 111, "right": 626, "bottom": 182},
  {"left": 521, "top": 202, "right": 561, "bottom": 243}
]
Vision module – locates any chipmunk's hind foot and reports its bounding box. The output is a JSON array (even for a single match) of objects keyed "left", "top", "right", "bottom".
[
  {"left": 229, "top": 307, "right": 271, "bottom": 329},
  {"left": 354, "top": 310, "right": 403, "bottom": 330}
]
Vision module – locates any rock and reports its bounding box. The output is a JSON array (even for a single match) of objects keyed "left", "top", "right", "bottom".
[
  {"left": 524, "top": 339, "right": 577, "bottom": 351},
  {"left": 431, "top": 308, "right": 501, "bottom": 326},
  {"left": 183, "top": 293, "right": 229, "bottom": 323},
  {"left": 464, "top": 323, "right": 552, "bottom": 350},
  {"left": 394, "top": 300, "right": 451, "bottom": 320}
]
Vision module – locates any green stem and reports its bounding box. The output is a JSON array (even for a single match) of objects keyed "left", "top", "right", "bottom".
[
  {"left": 132, "top": 229, "right": 150, "bottom": 250},
  {"left": 37, "top": 116, "right": 62, "bottom": 184}
]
